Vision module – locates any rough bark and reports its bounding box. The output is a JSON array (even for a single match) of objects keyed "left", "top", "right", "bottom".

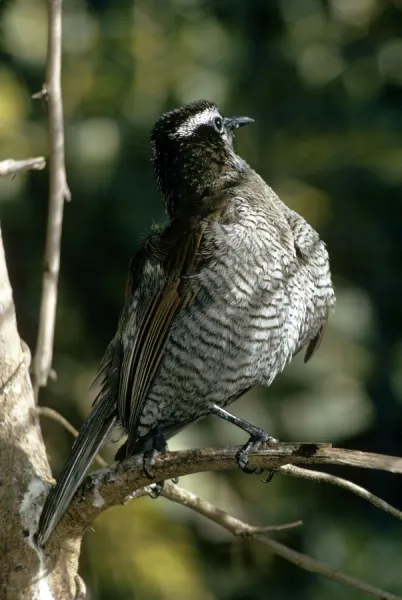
[{"left": 0, "top": 228, "right": 80, "bottom": 600}]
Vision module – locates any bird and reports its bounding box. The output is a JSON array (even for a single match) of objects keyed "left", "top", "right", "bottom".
[{"left": 35, "top": 99, "right": 335, "bottom": 546}]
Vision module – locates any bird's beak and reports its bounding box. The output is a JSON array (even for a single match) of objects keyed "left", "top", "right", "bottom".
[{"left": 224, "top": 116, "right": 254, "bottom": 131}]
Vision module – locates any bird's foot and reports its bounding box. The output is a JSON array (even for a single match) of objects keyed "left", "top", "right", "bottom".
[
  {"left": 147, "top": 475, "right": 178, "bottom": 498},
  {"left": 209, "top": 405, "right": 278, "bottom": 481},
  {"left": 143, "top": 454, "right": 178, "bottom": 493},
  {"left": 143, "top": 448, "right": 166, "bottom": 498},
  {"left": 142, "top": 426, "right": 168, "bottom": 479},
  {"left": 236, "top": 430, "right": 278, "bottom": 479},
  {"left": 147, "top": 481, "right": 164, "bottom": 499},
  {"left": 143, "top": 447, "right": 160, "bottom": 479}
]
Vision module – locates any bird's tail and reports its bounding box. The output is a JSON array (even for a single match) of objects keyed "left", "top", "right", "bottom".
[{"left": 35, "top": 397, "right": 117, "bottom": 546}]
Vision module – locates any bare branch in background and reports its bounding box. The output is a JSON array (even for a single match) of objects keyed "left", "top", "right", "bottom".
[
  {"left": 31, "top": 0, "right": 70, "bottom": 399},
  {"left": 161, "top": 483, "right": 402, "bottom": 600},
  {"left": 0, "top": 157, "right": 46, "bottom": 177},
  {"left": 278, "top": 464, "right": 402, "bottom": 521}
]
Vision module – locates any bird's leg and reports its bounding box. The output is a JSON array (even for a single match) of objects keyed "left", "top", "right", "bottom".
[
  {"left": 143, "top": 426, "right": 168, "bottom": 497},
  {"left": 210, "top": 405, "right": 278, "bottom": 476}
]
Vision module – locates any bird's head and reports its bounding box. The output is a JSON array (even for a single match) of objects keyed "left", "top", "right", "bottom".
[{"left": 150, "top": 100, "right": 254, "bottom": 218}]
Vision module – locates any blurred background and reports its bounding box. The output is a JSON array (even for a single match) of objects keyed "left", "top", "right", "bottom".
[{"left": 1, "top": 0, "right": 402, "bottom": 598}]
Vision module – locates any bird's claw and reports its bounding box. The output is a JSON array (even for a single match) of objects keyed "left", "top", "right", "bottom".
[
  {"left": 143, "top": 428, "right": 169, "bottom": 496},
  {"left": 143, "top": 448, "right": 158, "bottom": 479},
  {"left": 261, "top": 470, "right": 275, "bottom": 483},
  {"left": 147, "top": 481, "right": 164, "bottom": 498},
  {"left": 142, "top": 427, "right": 168, "bottom": 479},
  {"left": 236, "top": 432, "right": 278, "bottom": 477}
]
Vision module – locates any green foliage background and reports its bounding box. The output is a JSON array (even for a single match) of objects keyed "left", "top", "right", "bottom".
[{"left": 1, "top": 0, "right": 402, "bottom": 598}]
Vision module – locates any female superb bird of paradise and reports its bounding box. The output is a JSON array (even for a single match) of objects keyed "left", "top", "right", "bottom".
[{"left": 36, "top": 100, "right": 334, "bottom": 546}]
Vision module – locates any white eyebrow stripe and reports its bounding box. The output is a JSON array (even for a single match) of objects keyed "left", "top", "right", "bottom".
[{"left": 171, "top": 107, "right": 220, "bottom": 138}]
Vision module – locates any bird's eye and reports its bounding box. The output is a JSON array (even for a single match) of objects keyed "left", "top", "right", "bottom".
[{"left": 213, "top": 116, "right": 223, "bottom": 133}]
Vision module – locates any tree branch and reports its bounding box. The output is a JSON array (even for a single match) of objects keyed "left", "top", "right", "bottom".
[
  {"left": 0, "top": 157, "right": 46, "bottom": 177},
  {"left": 59, "top": 441, "right": 402, "bottom": 540},
  {"left": 38, "top": 405, "right": 402, "bottom": 598},
  {"left": 278, "top": 464, "right": 402, "bottom": 521},
  {"left": 161, "top": 481, "right": 303, "bottom": 535},
  {"left": 161, "top": 483, "right": 402, "bottom": 600},
  {"left": 39, "top": 407, "right": 402, "bottom": 521},
  {"left": 31, "top": 0, "right": 70, "bottom": 399}
]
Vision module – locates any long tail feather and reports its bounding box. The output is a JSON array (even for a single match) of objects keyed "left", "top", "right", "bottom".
[{"left": 35, "top": 398, "right": 117, "bottom": 546}]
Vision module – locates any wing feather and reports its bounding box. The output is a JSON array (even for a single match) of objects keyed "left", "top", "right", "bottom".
[
  {"left": 304, "top": 307, "right": 329, "bottom": 363},
  {"left": 125, "top": 287, "right": 181, "bottom": 455},
  {"left": 119, "top": 196, "right": 226, "bottom": 457}
]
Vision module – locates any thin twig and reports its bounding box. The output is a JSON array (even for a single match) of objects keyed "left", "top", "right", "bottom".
[
  {"left": 0, "top": 157, "right": 46, "bottom": 177},
  {"left": 37, "top": 406, "right": 107, "bottom": 467},
  {"left": 31, "top": 0, "right": 70, "bottom": 400},
  {"left": 255, "top": 534, "right": 401, "bottom": 600},
  {"left": 161, "top": 482, "right": 301, "bottom": 536},
  {"left": 279, "top": 464, "right": 402, "bottom": 521},
  {"left": 162, "top": 483, "right": 402, "bottom": 600}
]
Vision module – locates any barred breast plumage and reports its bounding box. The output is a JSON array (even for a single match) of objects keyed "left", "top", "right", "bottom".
[{"left": 130, "top": 169, "right": 334, "bottom": 440}]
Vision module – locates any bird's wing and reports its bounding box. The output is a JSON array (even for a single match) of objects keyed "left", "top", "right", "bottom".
[
  {"left": 119, "top": 196, "right": 227, "bottom": 457},
  {"left": 304, "top": 307, "right": 329, "bottom": 363}
]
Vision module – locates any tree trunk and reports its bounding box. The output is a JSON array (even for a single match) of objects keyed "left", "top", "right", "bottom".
[{"left": 0, "top": 228, "right": 81, "bottom": 599}]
